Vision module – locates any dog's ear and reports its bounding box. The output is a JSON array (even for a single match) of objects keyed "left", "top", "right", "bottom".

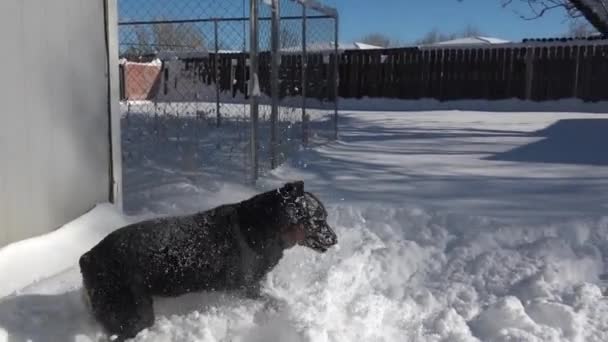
[{"left": 279, "top": 181, "right": 304, "bottom": 199}]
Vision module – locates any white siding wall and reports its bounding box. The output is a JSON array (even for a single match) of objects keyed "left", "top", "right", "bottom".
[{"left": 0, "top": 0, "right": 114, "bottom": 246}]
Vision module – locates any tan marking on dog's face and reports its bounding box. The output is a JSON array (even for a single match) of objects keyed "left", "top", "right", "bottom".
[{"left": 281, "top": 224, "right": 306, "bottom": 248}]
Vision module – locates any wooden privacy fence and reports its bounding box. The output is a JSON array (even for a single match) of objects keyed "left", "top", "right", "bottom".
[
  {"left": 120, "top": 42, "right": 608, "bottom": 103},
  {"left": 338, "top": 43, "right": 608, "bottom": 102}
]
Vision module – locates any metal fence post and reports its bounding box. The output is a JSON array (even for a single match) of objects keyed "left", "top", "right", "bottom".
[
  {"left": 301, "top": 4, "right": 309, "bottom": 146},
  {"left": 270, "top": 0, "right": 280, "bottom": 169},
  {"left": 333, "top": 13, "right": 339, "bottom": 140},
  {"left": 214, "top": 19, "right": 221, "bottom": 127},
  {"left": 249, "top": 0, "right": 260, "bottom": 183}
]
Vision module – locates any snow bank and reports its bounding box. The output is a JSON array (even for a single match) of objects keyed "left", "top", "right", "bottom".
[
  {"left": 337, "top": 97, "right": 608, "bottom": 114},
  {"left": 256, "top": 205, "right": 607, "bottom": 342},
  {"left": 0, "top": 204, "right": 129, "bottom": 298},
  {"left": 2, "top": 205, "right": 608, "bottom": 341}
]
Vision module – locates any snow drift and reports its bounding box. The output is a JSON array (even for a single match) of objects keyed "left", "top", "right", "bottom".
[{"left": 2, "top": 204, "right": 608, "bottom": 341}]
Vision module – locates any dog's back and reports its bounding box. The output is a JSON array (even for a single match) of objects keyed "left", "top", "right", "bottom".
[
  {"left": 81, "top": 201, "right": 290, "bottom": 299},
  {"left": 85, "top": 207, "right": 233, "bottom": 295}
]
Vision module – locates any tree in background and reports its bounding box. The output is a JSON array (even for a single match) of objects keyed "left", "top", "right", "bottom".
[
  {"left": 360, "top": 33, "right": 392, "bottom": 48},
  {"left": 123, "top": 26, "right": 155, "bottom": 56},
  {"left": 151, "top": 22, "right": 206, "bottom": 52},
  {"left": 123, "top": 22, "right": 207, "bottom": 56},
  {"left": 461, "top": 0, "right": 608, "bottom": 35},
  {"left": 415, "top": 29, "right": 450, "bottom": 45},
  {"left": 565, "top": 18, "right": 599, "bottom": 35},
  {"left": 569, "top": 0, "right": 608, "bottom": 34},
  {"left": 414, "top": 25, "right": 484, "bottom": 45}
]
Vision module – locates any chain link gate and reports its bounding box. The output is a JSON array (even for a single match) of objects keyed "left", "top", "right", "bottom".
[
  {"left": 258, "top": 0, "right": 339, "bottom": 170},
  {"left": 117, "top": 0, "right": 338, "bottom": 212}
]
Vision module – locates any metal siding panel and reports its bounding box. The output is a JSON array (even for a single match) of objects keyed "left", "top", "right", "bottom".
[
  {"left": 0, "top": 0, "right": 111, "bottom": 247},
  {"left": 0, "top": 0, "right": 25, "bottom": 245},
  {"left": 47, "top": 0, "right": 78, "bottom": 234},
  {"left": 1, "top": 0, "right": 29, "bottom": 244},
  {"left": 24, "top": 0, "right": 54, "bottom": 237},
  {"left": 106, "top": 0, "right": 124, "bottom": 209}
]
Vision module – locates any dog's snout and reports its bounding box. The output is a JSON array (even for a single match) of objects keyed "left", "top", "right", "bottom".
[{"left": 324, "top": 229, "right": 338, "bottom": 245}]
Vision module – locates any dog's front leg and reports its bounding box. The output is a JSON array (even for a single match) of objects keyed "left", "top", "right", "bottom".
[
  {"left": 244, "top": 284, "right": 286, "bottom": 316},
  {"left": 243, "top": 283, "right": 283, "bottom": 311},
  {"left": 243, "top": 282, "right": 262, "bottom": 300}
]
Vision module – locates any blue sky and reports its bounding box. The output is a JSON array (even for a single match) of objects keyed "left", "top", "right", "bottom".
[
  {"left": 324, "top": 0, "right": 574, "bottom": 43},
  {"left": 118, "top": 0, "right": 577, "bottom": 46}
]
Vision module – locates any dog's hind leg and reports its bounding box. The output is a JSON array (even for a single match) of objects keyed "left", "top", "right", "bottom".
[
  {"left": 108, "top": 278, "right": 155, "bottom": 341},
  {"left": 83, "top": 268, "right": 154, "bottom": 340},
  {"left": 127, "top": 278, "right": 155, "bottom": 337}
]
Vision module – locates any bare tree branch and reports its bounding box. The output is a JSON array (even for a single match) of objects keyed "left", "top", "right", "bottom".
[
  {"left": 569, "top": 0, "right": 608, "bottom": 34},
  {"left": 565, "top": 18, "right": 598, "bottom": 35},
  {"left": 414, "top": 26, "right": 484, "bottom": 45},
  {"left": 495, "top": 0, "right": 608, "bottom": 34},
  {"left": 520, "top": 3, "right": 566, "bottom": 20}
]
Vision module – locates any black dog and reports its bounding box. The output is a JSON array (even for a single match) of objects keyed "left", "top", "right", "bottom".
[{"left": 79, "top": 181, "right": 337, "bottom": 340}]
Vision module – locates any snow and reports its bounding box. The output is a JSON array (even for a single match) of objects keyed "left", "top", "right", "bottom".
[
  {"left": 352, "top": 42, "right": 384, "bottom": 50},
  {"left": 336, "top": 97, "right": 608, "bottom": 114},
  {"left": 2, "top": 101, "right": 608, "bottom": 341},
  {"left": 121, "top": 59, "right": 163, "bottom": 67},
  {"left": 282, "top": 42, "right": 382, "bottom": 53},
  {"left": 156, "top": 51, "right": 210, "bottom": 60},
  {"left": 430, "top": 36, "right": 511, "bottom": 46},
  {"left": 0, "top": 204, "right": 129, "bottom": 299}
]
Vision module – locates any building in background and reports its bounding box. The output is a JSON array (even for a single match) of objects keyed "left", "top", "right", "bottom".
[{"left": 428, "top": 36, "right": 511, "bottom": 47}]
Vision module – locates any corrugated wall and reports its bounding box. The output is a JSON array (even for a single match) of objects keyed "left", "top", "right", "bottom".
[{"left": 0, "top": 0, "right": 113, "bottom": 246}]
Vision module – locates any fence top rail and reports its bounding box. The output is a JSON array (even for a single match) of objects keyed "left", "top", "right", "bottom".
[
  {"left": 338, "top": 41, "right": 608, "bottom": 55},
  {"left": 415, "top": 40, "right": 608, "bottom": 51},
  {"left": 293, "top": 0, "right": 338, "bottom": 18},
  {"left": 118, "top": 15, "right": 333, "bottom": 26}
]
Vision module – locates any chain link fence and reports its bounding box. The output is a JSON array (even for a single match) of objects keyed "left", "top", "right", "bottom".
[
  {"left": 256, "top": 0, "right": 339, "bottom": 170},
  {"left": 118, "top": 0, "right": 338, "bottom": 210}
]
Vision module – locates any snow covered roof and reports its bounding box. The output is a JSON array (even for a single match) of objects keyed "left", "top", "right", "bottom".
[
  {"left": 281, "top": 41, "right": 382, "bottom": 53},
  {"left": 431, "top": 36, "right": 511, "bottom": 46},
  {"left": 156, "top": 50, "right": 210, "bottom": 60},
  {"left": 120, "top": 58, "right": 162, "bottom": 66},
  {"left": 352, "top": 42, "right": 384, "bottom": 50}
]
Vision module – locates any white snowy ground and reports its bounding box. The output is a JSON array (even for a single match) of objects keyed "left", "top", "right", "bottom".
[{"left": 2, "top": 101, "right": 608, "bottom": 341}]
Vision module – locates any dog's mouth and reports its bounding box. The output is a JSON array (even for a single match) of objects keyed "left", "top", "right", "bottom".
[{"left": 302, "top": 238, "right": 329, "bottom": 253}]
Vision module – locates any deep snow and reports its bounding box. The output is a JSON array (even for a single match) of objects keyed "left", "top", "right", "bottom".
[{"left": 2, "top": 104, "right": 608, "bottom": 341}]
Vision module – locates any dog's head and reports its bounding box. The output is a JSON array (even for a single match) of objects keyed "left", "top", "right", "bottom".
[{"left": 278, "top": 181, "right": 338, "bottom": 253}]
